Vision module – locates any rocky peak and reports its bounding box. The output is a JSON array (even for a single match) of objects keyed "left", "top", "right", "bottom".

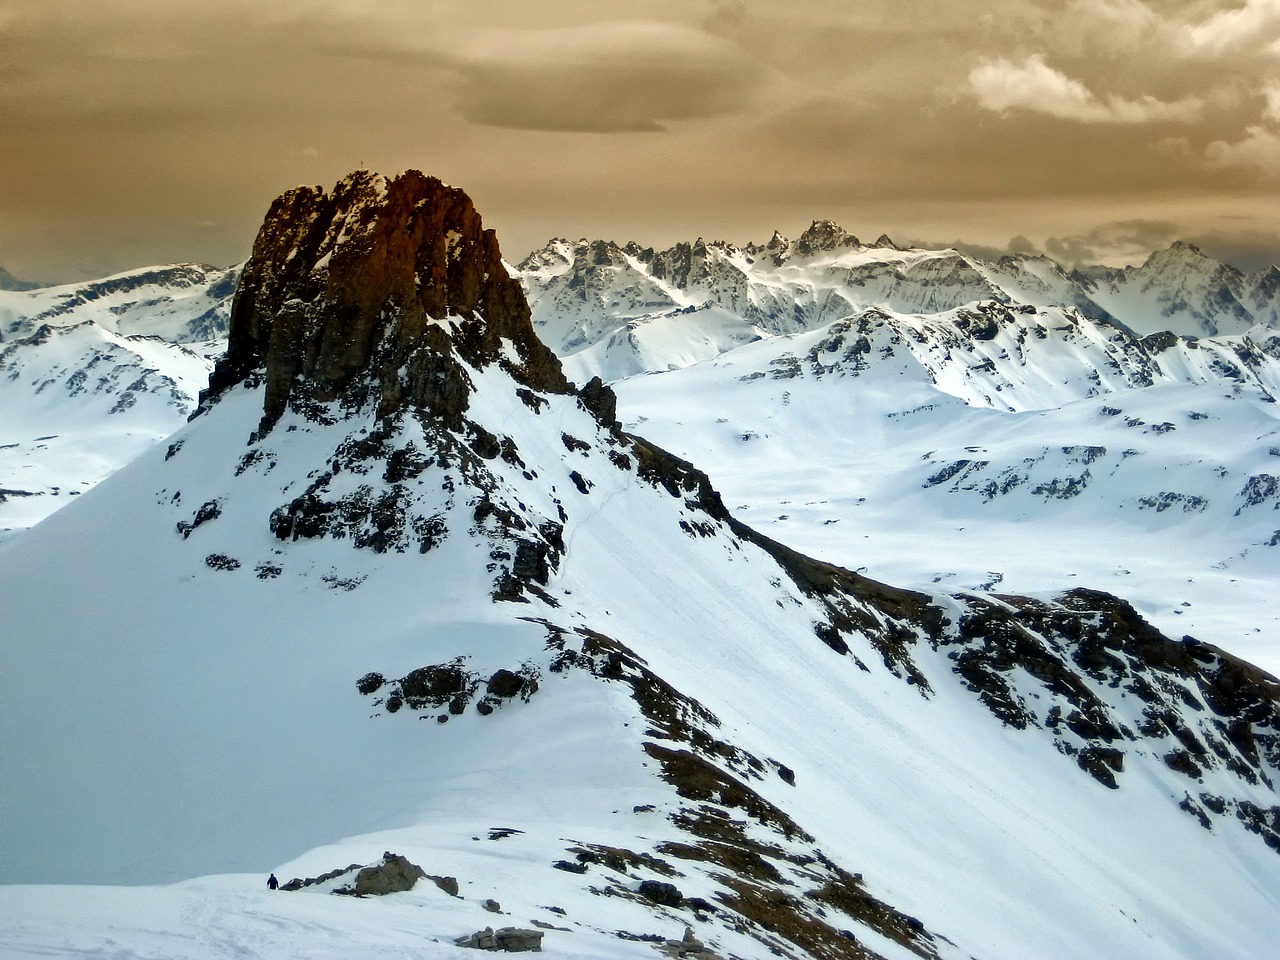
[
  {"left": 745, "top": 230, "right": 793, "bottom": 266},
  {"left": 795, "top": 219, "right": 859, "bottom": 257},
  {"left": 203, "top": 170, "right": 568, "bottom": 431}
]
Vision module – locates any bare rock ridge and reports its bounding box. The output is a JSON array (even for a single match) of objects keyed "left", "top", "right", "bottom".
[{"left": 203, "top": 170, "right": 569, "bottom": 431}]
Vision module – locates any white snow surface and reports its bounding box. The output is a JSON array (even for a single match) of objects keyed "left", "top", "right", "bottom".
[
  {"left": 2, "top": 339, "right": 1280, "bottom": 959},
  {"left": 0, "top": 320, "right": 214, "bottom": 535},
  {"left": 612, "top": 312, "right": 1280, "bottom": 676}
]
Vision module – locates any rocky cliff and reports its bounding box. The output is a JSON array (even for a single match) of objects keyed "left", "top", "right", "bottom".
[{"left": 205, "top": 170, "right": 568, "bottom": 430}]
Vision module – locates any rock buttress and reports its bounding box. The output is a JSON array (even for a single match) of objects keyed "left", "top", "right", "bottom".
[{"left": 203, "top": 169, "right": 568, "bottom": 431}]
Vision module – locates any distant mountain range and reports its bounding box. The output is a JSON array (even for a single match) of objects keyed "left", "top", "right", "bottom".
[
  {"left": 514, "top": 227, "right": 1280, "bottom": 381},
  {"left": 0, "top": 264, "right": 44, "bottom": 291}
]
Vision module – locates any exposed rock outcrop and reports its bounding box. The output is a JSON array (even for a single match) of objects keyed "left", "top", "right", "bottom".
[
  {"left": 202, "top": 170, "right": 569, "bottom": 431},
  {"left": 455, "top": 926, "right": 545, "bottom": 952},
  {"left": 278, "top": 851, "right": 430, "bottom": 896}
]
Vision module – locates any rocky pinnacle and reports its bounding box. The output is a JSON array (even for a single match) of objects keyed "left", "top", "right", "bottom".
[{"left": 203, "top": 170, "right": 569, "bottom": 431}]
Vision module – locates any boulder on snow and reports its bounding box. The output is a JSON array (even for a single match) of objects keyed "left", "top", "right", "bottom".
[
  {"left": 454, "top": 925, "right": 544, "bottom": 952},
  {"left": 333, "top": 852, "right": 426, "bottom": 896},
  {"left": 281, "top": 852, "right": 448, "bottom": 897},
  {"left": 431, "top": 875, "right": 461, "bottom": 897},
  {"left": 638, "top": 880, "right": 684, "bottom": 907}
]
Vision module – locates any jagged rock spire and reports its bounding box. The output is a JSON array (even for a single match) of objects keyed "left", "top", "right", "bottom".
[
  {"left": 794, "top": 219, "right": 859, "bottom": 257},
  {"left": 203, "top": 170, "right": 568, "bottom": 430}
]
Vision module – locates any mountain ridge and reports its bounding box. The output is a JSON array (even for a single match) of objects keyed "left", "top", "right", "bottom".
[{"left": 515, "top": 227, "right": 1280, "bottom": 381}]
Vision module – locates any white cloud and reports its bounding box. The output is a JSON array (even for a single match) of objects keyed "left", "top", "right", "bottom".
[
  {"left": 968, "top": 55, "right": 1203, "bottom": 123},
  {"left": 1206, "top": 124, "right": 1280, "bottom": 174},
  {"left": 1187, "top": 0, "right": 1280, "bottom": 54},
  {"left": 1264, "top": 81, "right": 1280, "bottom": 121},
  {"left": 1189, "top": 0, "right": 1280, "bottom": 51}
]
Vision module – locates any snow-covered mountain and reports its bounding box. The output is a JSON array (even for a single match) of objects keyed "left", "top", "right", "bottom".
[
  {"left": 0, "top": 262, "right": 238, "bottom": 345},
  {"left": 514, "top": 228, "right": 1280, "bottom": 381},
  {"left": 515, "top": 233, "right": 1280, "bottom": 675},
  {"left": 3, "top": 171, "right": 1280, "bottom": 960},
  {"left": 1081, "top": 242, "right": 1279, "bottom": 338},
  {"left": 0, "top": 263, "right": 236, "bottom": 534},
  {"left": 613, "top": 304, "right": 1280, "bottom": 673}
]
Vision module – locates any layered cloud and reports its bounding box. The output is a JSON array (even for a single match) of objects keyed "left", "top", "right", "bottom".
[
  {"left": 1043, "top": 219, "right": 1182, "bottom": 267},
  {"left": 1207, "top": 126, "right": 1280, "bottom": 175},
  {"left": 445, "top": 21, "right": 757, "bottom": 133},
  {"left": 4, "top": 1, "right": 1280, "bottom": 282}
]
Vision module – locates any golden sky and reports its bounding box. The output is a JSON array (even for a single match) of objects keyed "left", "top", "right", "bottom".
[{"left": 6, "top": 0, "right": 1280, "bottom": 281}]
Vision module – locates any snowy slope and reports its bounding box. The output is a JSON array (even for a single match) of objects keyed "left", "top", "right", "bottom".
[
  {"left": 613, "top": 308, "right": 1280, "bottom": 674},
  {"left": 0, "top": 320, "right": 214, "bottom": 534},
  {"left": 0, "top": 263, "right": 236, "bottom": 534},
  {"left": 3, "top": 171, "right": 1280, "bottom": 960}
]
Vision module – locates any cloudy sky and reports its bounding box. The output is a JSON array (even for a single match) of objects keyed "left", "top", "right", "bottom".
[{"left": 6, "top": 0, "right": 1280, "bottom": 282}]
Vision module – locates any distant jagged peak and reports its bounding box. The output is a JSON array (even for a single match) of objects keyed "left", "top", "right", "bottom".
[
  {"left": 794, "top": 219, "right": 860, "bottom": 257},
  {"left": 872, "top": 233, "right": 900, "bottom": 251},
  {"left": 1136, "top": 240, "right": 1242, "bottom": 281},
  {"left": 203, "top": 169, "right": 568, "bottom": 432}
]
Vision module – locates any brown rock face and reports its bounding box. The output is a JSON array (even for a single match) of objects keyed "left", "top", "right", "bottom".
[{"left": 204, "top": 170, "right": 568, "bottom": 431}]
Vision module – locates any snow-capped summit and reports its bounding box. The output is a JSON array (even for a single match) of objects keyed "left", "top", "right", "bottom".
[
  {"left": 1082, "top": 241, "right": 1257, "bottom": 338},
  {"left": 4, "top": 170, "right": 1280, "bottom": 960}
]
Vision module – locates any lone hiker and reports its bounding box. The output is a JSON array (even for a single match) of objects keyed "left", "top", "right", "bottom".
[{"left": 267, "top": 873, "right": 279, "bottom": 890}]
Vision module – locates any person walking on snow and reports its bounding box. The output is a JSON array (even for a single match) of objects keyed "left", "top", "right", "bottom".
[{"left": 267, "top": 873, "right": 278, "bottom": 890}]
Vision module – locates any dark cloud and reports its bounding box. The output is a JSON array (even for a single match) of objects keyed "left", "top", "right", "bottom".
[
  {"left": 445, "top": 21, "right": 758, "bottom": 133},
  {"left": 925, "top": 235, "right": 1045, "bottom": 261},
  {"left": 4, "top": 2, "right": 1280, "bottom": 283},
  {"left": 1043, "top": 219, "right": 1182, "bottom": 267},
  {"left": 1184, "top": 227, "right": 1280, "bottom": 273}
]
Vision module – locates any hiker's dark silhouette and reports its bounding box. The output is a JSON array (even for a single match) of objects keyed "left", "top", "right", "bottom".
[{"left": 267, "top": 873, "right": 278, "bottom": 890}]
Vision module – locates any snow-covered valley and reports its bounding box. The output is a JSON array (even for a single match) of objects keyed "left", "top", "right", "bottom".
[{"left": 2, "top": 175, "right": 1280, "bottom": 960}]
